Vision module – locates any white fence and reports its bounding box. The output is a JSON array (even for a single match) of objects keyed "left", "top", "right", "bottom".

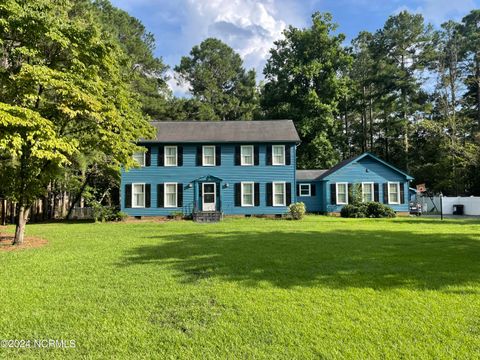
[{"left": 418, "top": 195, "right": 480, "bottom": 215}]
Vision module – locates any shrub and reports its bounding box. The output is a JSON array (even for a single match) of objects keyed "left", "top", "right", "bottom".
[
  {"left": 289, "top": 202, "right": 306, "bottom": 220},
  {"left": 91, "top": 201, "right": 128, "bottom": 222},
  {"left": 365, "top": 202, "right": 396, "bottom": 218},
  {"left": 169, "top": 210, "right": 184, "bottom": 219},
  {"left": 340, "top": 202, "right": 396, "bottom": 218},
  {"left": 340, "top": 204, "right": 366, "bottom": 218}
]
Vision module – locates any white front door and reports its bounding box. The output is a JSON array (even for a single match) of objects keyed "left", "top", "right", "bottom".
[{"left": 202, "top": 183, "right": 216, "bottom": 211}]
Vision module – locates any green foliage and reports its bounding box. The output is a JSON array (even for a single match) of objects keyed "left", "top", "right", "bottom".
[
  {"left": 341, "top": 202, "right": 396, "bottom": 218},
  {"left": 92, "top": 0, "right": 170, "bottom": 119},
  {"left": 0, "top": 0, "right": 154, "bottom": 240},
  {"left": 169, "top": 210, "right": 184, "bottom": 219},
  {"left": 262, "top": 12, "right": 352, "bottom": 168},
  {"left": 288, "top": 202, "right": 306, "bottom": 220},
  {"left": 340, "top": 204, "right": 367, "bottom": 218},
  {"left": 174, "top": 38, "right": 258, "bottom": 120}
]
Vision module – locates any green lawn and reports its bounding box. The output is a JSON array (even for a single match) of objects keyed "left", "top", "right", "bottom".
[{"left": 1, "top": 216, "right": 480, "bottom": 359}]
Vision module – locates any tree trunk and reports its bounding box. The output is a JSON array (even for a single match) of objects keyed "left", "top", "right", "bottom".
[{"left": 13, "top": 206, "right": 30, "bottom": 245}]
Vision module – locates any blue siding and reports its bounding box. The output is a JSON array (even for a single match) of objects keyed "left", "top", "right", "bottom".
[
  {"left": 296, "top": 181, "right": 322, "bottom": 212},
  {"left": 121, "top": 143, "right": 296, "bottom": 216},
  {"left": 322, "top": 157, "right": 410, "bottom": 213}
]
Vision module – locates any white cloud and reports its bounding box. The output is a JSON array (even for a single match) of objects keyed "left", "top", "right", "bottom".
[
  {"left": 180, "top": 0, "right": 297, "bottom": 75},
  {"left": 394, "top": 0, "right": 475, "bottom": 25},
  {"left": 111, "top": 0, "right": 306, "bottom": 94},
  {"left": 165, "top": 69, "right": 190, "bottom": 98}
]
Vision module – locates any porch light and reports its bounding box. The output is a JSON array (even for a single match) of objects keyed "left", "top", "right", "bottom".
[
  {"left": 187, "top": 183, "right": 193, "bottom": 188},
  {"left": 223, "top": 183, "right": 229, "bottom": 188}
]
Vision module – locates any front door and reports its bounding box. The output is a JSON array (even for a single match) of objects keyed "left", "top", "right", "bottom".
[{"left": 202, "top": 183, "right": 216, "bottom": 211}]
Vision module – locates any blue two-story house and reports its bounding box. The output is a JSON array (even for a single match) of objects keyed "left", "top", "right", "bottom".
[
  {"left": 121, "top": 120, "right": 413, "bottom": 218},
  {"left": 121, "top": 120, "right": 300, "bottom": 218}
]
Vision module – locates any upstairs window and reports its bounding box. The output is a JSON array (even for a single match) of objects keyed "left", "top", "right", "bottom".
[
  {"left": 241, "top": 145, "right": 254, "bottom": 166},
  {"left": 272, "top": 145, "right": 285, "bottom": 165},
  {"left": 132, "top": 183, "right": 145, "bottom": 207},
  {"left": 202, "top": 146, "right": 215, "bottom": 166},
  {"left": 164, "top": 146, "right": 177, "bottom": 167},
  {"left": 241, "top": 182, "right": 254, "bottom": 206},
  {"left": 273, "top": 182, "right": 286, "bottom": 206},
  {"left": 133, "top": 152, "right": 145, "bottom": 167},
  {"left": 362, "top": 182, "right": 374, "bottom": 202},
  {"left": 388, "top": 182, "right": 400, "bottom": 204},
  {"left": 336, "top": 182, "right": 348, "bottom": 205}
]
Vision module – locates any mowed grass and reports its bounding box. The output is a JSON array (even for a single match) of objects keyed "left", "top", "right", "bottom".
[{"left": 1, "top": 216, "right": 480, "bottom": 359}]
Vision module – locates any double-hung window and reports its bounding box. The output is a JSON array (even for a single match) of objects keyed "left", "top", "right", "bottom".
[
  {"left": 388, "top": 182, "right": 400, "bottom": 204},
  {"left": 133, "top": 152, "right": 145, "bottom": 167},
  {"left": 362, "top": 182, "right": 374, "bottom": 202},
  {"left": 202, "top": 146, "right": 215, "bottom": 166},
  {"left": 241, "top": 145, "right": 254, "bottom": 166},
  {"left": 272, "top": 145, "right": 285, "bottom": 165},
  {"left": 132, "top": 183, "right": 145, "bottom": 208},
  {"left": 241, "top": 182, "right": 254, "bottom": 206},
  {"left": 336, "top": 182, "right": 348, "bottom": 205},
  {"left": 164, "top": 183, "right": 177, "bottom": 208},
  {"left": 299, "top": 184, "right": 311, "bottom": 197},
  {"left": 164, "top": 146, "right": 177, "bottom": 166},
  {"left": 273, "top": 182, "right": 286, "bottom": 206}
]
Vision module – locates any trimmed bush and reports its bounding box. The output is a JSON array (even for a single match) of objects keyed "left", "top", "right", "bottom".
[
  {"left": 365, "top": 202, "right": 396, "bottom": 218},
  {"left": 340, "top": 202, "right": 396, "bottom": 218},
  {"left": 289, "top": 202, "right": 306, "bottom": 220},
  {"left": 340, "top": 204, "right": 366, "bottom": 218}
]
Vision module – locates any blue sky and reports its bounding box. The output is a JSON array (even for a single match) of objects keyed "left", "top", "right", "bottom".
[{"left": 111, "top": 0, "right": 479, "bottom": 95}]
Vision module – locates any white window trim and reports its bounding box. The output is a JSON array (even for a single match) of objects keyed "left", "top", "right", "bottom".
[
  {"left": 132, "top": 182, "right": 145, "bottom": 208},
  {"left": 272, "top": 145, "right": 285, "bottom": 165},
  {"left": 240, "top": 145, "right": 254, "bottom": 166},
  {"left": 202, "top": 145, "right": 216, "bottom": 166},
  {"left": 299, "top": 183, "right": 311, "bottom": 197},
  {"left": 164, "top": 182, "right": 178, "bottom": 208},
  {"left": 336, "top": 182, "right": 348, "bottom": 205},
  {"left": 388, "top": 181, "right": 401, "bottom": 205},
  {"left": 273, "top": 181, "right": 286, "bottom": 206},
  {"left": 164, "top": 146, "right": 178, "bottom": 167},
  {"left": 133, "top": 152, "right": 146, "bottom": 167},
  {"left": 361, "top": 182, "right": 374, "bottom": 203},
  {"left": 241, "top": 182, "right": 255, "bottom": 207}
]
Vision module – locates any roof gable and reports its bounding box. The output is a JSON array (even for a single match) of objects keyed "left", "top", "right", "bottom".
[
  {"left": 318, "top": 152, "right": 413, "bottom": 180},
  {"left": 144, "top": 120, "right": 300, "bottom": 143}
]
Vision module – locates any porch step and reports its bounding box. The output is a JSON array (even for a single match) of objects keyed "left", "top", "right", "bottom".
[{"left": 193, "top": 211, "right": 223, "bottom": 223}]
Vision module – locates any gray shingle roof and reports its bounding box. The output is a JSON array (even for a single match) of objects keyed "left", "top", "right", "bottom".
[
  {"left": 296, "top": 169, "right": 328, "bottom": 181},
  {"left": 144, "top": 120, "right": 300, "bottom": 143}
]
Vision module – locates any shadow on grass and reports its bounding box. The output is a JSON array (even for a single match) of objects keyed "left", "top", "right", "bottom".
[{"left": 119, "top": 228, "right": 480, "bottom": 290}]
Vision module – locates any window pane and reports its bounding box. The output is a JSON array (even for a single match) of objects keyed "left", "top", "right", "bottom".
[
  {"left": 133, "top": 152, "right": 144, "bottom": 166},
  {"left": 165, "top": 147, "right": 177, "bottom": 166},
  {"left": 273, "top": 183, "right": 285, "bottom": 205},
  {"left": 272, "top": 146, "right": 284, "bottom": 164},
  {"left": 133, "top": 184, "right": 144, "bottom": 207},
  {"left": 389, "top": 183, "right": 399, "bottom": 203},
  {"left": 203, "top": 147, "right": 215, "bottom": 165},
  {"left": 242, "top": 146, "right": 253, "bottom": 165},
  {"left": 165, "top": 184, "right": 177, "bottom": 207},
  {"left": 204, "top": 184, "right": 214, "bottom": 193},
  {"left": 300, "top": 184, "right": 310, "bottom": 196},
  {"left": 337, "top": 184, "right": 347, "bottom": 204},
  {"left": 363, "top": 184, "right": 373, "bottom": 202}
]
